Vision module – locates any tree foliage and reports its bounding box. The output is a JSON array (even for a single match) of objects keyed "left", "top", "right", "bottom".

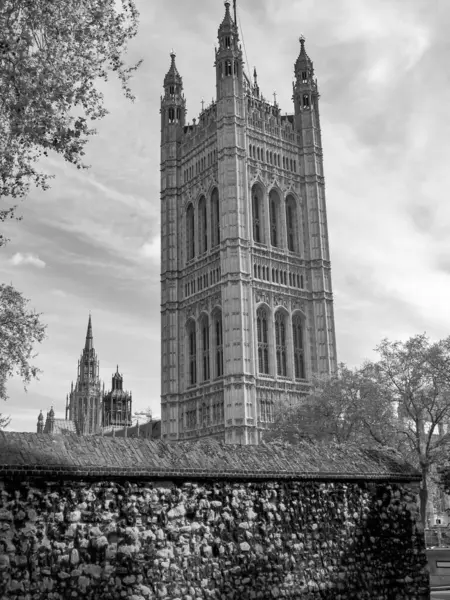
[
  {"left": 0, "top": 284, "right": 46, "bottom": 413},
  {"left": 265, "top": 364, "right": 397, "bottom": 447},
  {"left": 0, "top": 0, "right": 142, "bottom": 210},
  {"left": 368, "top": 334, "right": 450, "bottom": 526},
  {"left": 266, "top": 335, "right": 450, "bottom": 526}
]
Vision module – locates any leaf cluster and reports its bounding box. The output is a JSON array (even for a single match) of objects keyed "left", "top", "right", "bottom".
[
  {"left": 0, "top": 284, "right": 46, "bottom": 404},
  {"left": 0, "top": 0, "right": 142, "bottom": 205}
]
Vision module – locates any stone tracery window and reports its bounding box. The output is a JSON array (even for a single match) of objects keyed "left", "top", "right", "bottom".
[
  {"left": 275, "top": 311, "right": 287, "bottom": 376},
  {"left": 187, "top": 320, "right": 197, "bottom": 386},
  {"left": 293, "top": 314, "right": 305, "bottom": 379},
  {"left": 211, "top": 188, "right": 220, "bottom": 247},
  {"left": 257, "top": 307, "right": 269, "bottom": 374},
  {"left": 252, "top": 185, "right": 263, "bottom": 243},
  {"left": 269, "top": 189, "right": 279, "bottom": 247},
  {"left": 186, "top": 203, "right": 195, "bottom": 261},
  {"left": 201, "top": 316, "right": 210, "bottom": 381},
  {"left": 198, "top": 195, "right": 207, "bottom": 254},
  {"left": 214, "top": 311, "right": 224, "bottom": 377},
  {"left": 285, "top": 195, "right": 298, "bottom": 252}
]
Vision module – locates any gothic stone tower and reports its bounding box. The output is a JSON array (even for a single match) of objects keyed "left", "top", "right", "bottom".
[
  {"left": 160, "top": 2, "right": 337, "bottom": 444},
  {"left": 67, "top": 315, "right": 103, "bottom": 434},
  {"left": 102, "top": 366, "right": 133, "bottom": 432}
]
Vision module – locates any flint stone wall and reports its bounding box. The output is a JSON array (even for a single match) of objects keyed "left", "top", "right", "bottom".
[{"left": 0, "top": 433, "right": 430, "bottom": 599}]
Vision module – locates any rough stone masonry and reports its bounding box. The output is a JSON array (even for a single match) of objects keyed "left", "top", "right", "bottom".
[{"left": 0, "top": 433, "right": 430, "bottom": 599}]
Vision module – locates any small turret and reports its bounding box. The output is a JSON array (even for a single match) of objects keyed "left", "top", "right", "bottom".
[
  {"left": 293, "top": 36, "right": 318, "bottom": 116},
  {"left": 37, "top": 410, "right": 44, "bottom": 434},
  {"left": 112, "top": 365, "right": 123, "bottom": 392},
  {"left": 215, "top": 1, "right": 243, "bottom": 101},
  {"left": 253, "top": 67, "right": 260, "bottom": 98},
  {"left": 161, "top": 52, "right": 186, "bottom": 134},
  {"left": 48, "top": 406, "right": 55, "bottom": 434}
]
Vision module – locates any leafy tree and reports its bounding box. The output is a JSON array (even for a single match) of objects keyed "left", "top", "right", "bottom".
[
  {"left": 368, "top": 334, "right": 450, "bottom": 527},
  {"left": 0, "top": 284, "right": 46, "bottom": 422},
  {"left": 266, "top": 336, "right": 450, "bottom": 527},
  {"left": 265, "top": 364, "right": 398, "bottom": 447},
  {"left": 0, "top": 413, "right": 11, "bottom": 430},
  {"left": 0, "top": 0, "right": 142, "bottom": 213},
  {"left": 0, "top": 1, "right": 142, "bottom": 425}
]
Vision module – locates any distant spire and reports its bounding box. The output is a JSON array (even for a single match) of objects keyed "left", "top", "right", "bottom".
[
  {"left": 37, "top": 410, "right": 44, "bottom": 434},
  {"left": 84, "top": 313, "right": 93, "bottom": 351}
]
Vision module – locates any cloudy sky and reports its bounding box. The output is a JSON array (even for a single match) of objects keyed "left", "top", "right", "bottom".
[{"left": 1, "top": 0, "right": 450, "bottom": 431}]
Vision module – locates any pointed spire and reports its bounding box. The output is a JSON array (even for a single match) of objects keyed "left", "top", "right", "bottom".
[
  {"left": 220, "top": 1, "right": 235, "bottom": 29},
  {"left": 295, "top": 34, "right": 314, "bottom": 79},
  {"left": 84, "top": 313, "right": 93, "bottom": 351},
  {"left": 164, "top": 51, "right": 182, "bottom": 88}
]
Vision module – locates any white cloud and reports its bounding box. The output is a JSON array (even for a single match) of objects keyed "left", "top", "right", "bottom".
[
  {"left": 51, "top": 289, "right": 67, "bottom": 298},
  {"left": 140, "top": 237, "right": 160, "bottom": 262},
  {"left": 10, "top": 252, "right": 46, "bottom": 269}
]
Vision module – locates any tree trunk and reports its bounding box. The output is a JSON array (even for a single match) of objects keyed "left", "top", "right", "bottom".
[{"left": 419, "top": 467, "right": 429, "bottom": 529}]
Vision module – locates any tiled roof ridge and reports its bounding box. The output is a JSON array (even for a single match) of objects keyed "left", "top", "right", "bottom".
[{"left": 0, "top": 432, "right": 421, "bottom": 482}]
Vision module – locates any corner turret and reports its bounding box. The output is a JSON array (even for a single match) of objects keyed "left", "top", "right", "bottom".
[
  {"left": 215, "top": 1, "right": 243, "bottom": 101},
  {"left": 292, "top": 36, "right": 319, "bottom": 129},
  {"left": 161, "top": 52, "right": 186, "bottom": 138}
]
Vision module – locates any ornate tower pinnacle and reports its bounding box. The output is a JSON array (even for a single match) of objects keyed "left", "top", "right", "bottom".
[
  {"left": 112, "top": 365, "right": 123, "bottom": 391},
  {"left": 67, "top": 314, "right": 102, "bottom": 434},
  {"left": 294, "top": 35, "right": 316, "bottom": 88},
  {"left": 37, "top": 410, "right": 44, "bottom": 434},
  {"left": 215, "top": 0, "right": 243, "bottom": 100},
  {"left": 161, "top": 51, "right": 186, "bottom": 133},
  {"left": 85, "top": 313, "right": 93, "bottom": 351},
  {"left": 163, "top": 51, "right": 183, "bottom": 91}
]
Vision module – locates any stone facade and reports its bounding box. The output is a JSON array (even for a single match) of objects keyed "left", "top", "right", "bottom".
[
  {"left": 37, "top": 316, "right": 133, "bottom": 436},
  {"left": 66, "top": 314, "right": 103, "bottom": 434},
  {"left": 102, "top": 366, "right": 133, "bottom": 434},
  {"left": 0, "top": 433, "right": 429, "bottom": 599},
  {"left": 160, "top": 3, "right": 337, "bottom": 444}
]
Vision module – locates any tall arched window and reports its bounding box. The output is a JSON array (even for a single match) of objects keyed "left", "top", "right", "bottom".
[
  {"left": 187, "top": 320, "right": 197, "bottom": 385},
  {"left": 186, "top": 204, "right": 195, "bottom": 261},
  {"left": 201, "top": 316, "right": 210, "bottom": 381},
  {"left": 252, "top": 185, "right": 263, "bottom": 243},
  {"left": 198, "top": 196, "right": 207, "bottom": 254},
  {"left": 269, "top": 189, "right": 279, "bottom": 247},
  {"left": 285, "top": 195, "right": 298, "bottom": 252},
  {"left": 211, "top": 188, "right": 220, "bottom": 247},
  {"left": 257, "top": 307, "right": 269, "bottom": 374},
  {"left": 214, "top": 311, "right": 223, "bottom": 377},
  {"left": 275, "top": 311, "right": 287, "bottom": 376},
  {"left": 293, "top": 314, "right": 305, "bottom": 379}
]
